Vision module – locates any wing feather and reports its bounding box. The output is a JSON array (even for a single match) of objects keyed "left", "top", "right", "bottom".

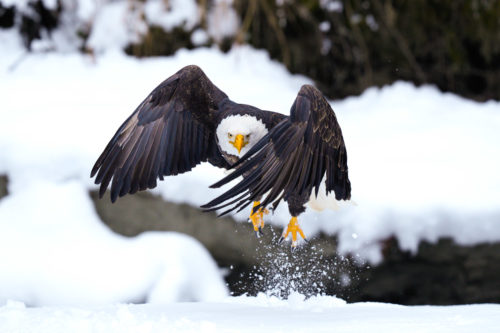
[{"left": 91, "top": 65, "right": 229, "bottom": 202}]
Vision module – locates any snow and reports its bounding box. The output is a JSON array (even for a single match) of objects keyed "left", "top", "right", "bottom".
[
  {"left": 320, "top": 0, "right": 344, "bottom": 13},
  {"left": 0, "top": 180, "right": 227, "bottom": 306},
  {"left": 1, "top": 295, "right": 499, "bottom": 332},
  {"left": 0, "top": 0, "right": 94, "bottom": 23},
  {"left": 86, "top": 1, "right": 147, "bottom": 53},
  {"left": 1, "top": 0, "right": 203, "bottom": 53},
  {"left": 207, "top": 0, "right": 240, "bottom": 43},
  {"left": 333, "top": 83, "right": 500, "bottom": 261},
  {"left": 73, "top": 0, "right": 98, "bottom": 23},
  {"left": 191, "top": 28, "right": 209, "bottom": 46},
  {"left": 144, "top": 0, "right": 199, "bottom": 32}
]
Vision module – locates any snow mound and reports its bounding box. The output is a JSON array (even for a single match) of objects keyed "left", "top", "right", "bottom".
[{"left": 0, "top": 180, "right": 227, "bottom": 306}]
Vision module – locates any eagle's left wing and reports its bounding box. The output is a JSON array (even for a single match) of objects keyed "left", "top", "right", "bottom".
[
  {"left": 202, "top": 85, "right": 351, "bottom": 215},
  {"left": 91, "top": 65, "right": 229, "bottom": 202}
]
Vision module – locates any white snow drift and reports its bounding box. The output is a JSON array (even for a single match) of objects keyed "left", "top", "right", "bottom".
[{"left": 0, "top": 180, "right": 227, "bottom": 306}]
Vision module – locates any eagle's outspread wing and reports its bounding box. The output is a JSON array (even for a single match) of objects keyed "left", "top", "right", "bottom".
[
  {"left": 91, "top": 65, "right": 229, "bottom": 202},
  {"left": 202, "top": 84, "right": 351, "bottom": 216}
]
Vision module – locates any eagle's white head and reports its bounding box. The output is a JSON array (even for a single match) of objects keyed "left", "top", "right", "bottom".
[{"left": 216, "top": 114, "right": 268, "bottom": 157}]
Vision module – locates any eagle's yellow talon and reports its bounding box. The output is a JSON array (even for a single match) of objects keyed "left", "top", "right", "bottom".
[
  {"left": 249, "top": 201, "right": 267, "bottom": 236},
  {"left": 281, "top": 216, "right": 306, "bottom": 247}
]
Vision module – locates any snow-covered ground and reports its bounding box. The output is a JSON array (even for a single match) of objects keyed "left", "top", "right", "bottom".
[{"left": 1, "top": 295, "right": 499, "bottom": 333}]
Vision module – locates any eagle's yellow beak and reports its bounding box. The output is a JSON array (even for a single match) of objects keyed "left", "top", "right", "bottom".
[{"left": 230, "top": 134, "right": 248, "bottom": 154}]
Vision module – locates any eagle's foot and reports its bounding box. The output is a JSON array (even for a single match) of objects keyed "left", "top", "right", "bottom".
[
  {"left": 248, "top": 201, "right": 269, "bottom": 238},
  {"left": 278, "top": 216, "right": 307, "bottom": 249}
]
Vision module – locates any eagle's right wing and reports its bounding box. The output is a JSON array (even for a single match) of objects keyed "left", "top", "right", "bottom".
[
  {"left": 202, "top": 84, "right": 351, "bottom": 215},
  {"left": 91, "top": 65, "right": 230, "bottom": 202}
]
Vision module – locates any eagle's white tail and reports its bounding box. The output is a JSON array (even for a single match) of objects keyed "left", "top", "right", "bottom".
[{"left": 307, "top": 178, "right": 353, "bottom": 211}]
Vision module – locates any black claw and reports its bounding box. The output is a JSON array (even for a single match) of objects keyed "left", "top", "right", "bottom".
[
  {"left": 278, "top": 236, "right": 285, "bottom": 244},
  {"left": 258, "top": 226, "right": 264, "bottom": 236},
  {"left": 291, "top": 245, "right": 297, "bottom": 253},
  {"left": 303, "top": 238, "right": 309, "bottom": 243},
  {"left": 254, "top": 230, "right": 260, "bottom": 238}
]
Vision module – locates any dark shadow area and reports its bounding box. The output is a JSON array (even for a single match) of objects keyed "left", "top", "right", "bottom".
[{"left": 0, "top": 174, "right": 8, "bottom": 200}]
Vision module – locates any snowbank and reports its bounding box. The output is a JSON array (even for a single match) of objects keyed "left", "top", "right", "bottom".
[{"left": 0, "top": 180, "right": 227, "bottom": 306}]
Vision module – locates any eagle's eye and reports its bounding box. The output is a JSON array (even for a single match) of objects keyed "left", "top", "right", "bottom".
[
  {"left": 245, "top": 134, "right": 250, "bottom": 140},
  {"left": 228, "top": 133, "right": 233, "bottom": 139}
]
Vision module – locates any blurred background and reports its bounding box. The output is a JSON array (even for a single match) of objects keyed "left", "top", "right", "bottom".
[
  {"left": 4, "top": 0, "right": 500, "bottom": 100},
  {"left": 1, "top": 0, "right": 500, "bottom": 306}
]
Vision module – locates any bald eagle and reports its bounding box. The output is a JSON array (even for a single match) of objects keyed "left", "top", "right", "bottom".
[{"left": 91, "top": 65, "right": 351, "bottom": 248}]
